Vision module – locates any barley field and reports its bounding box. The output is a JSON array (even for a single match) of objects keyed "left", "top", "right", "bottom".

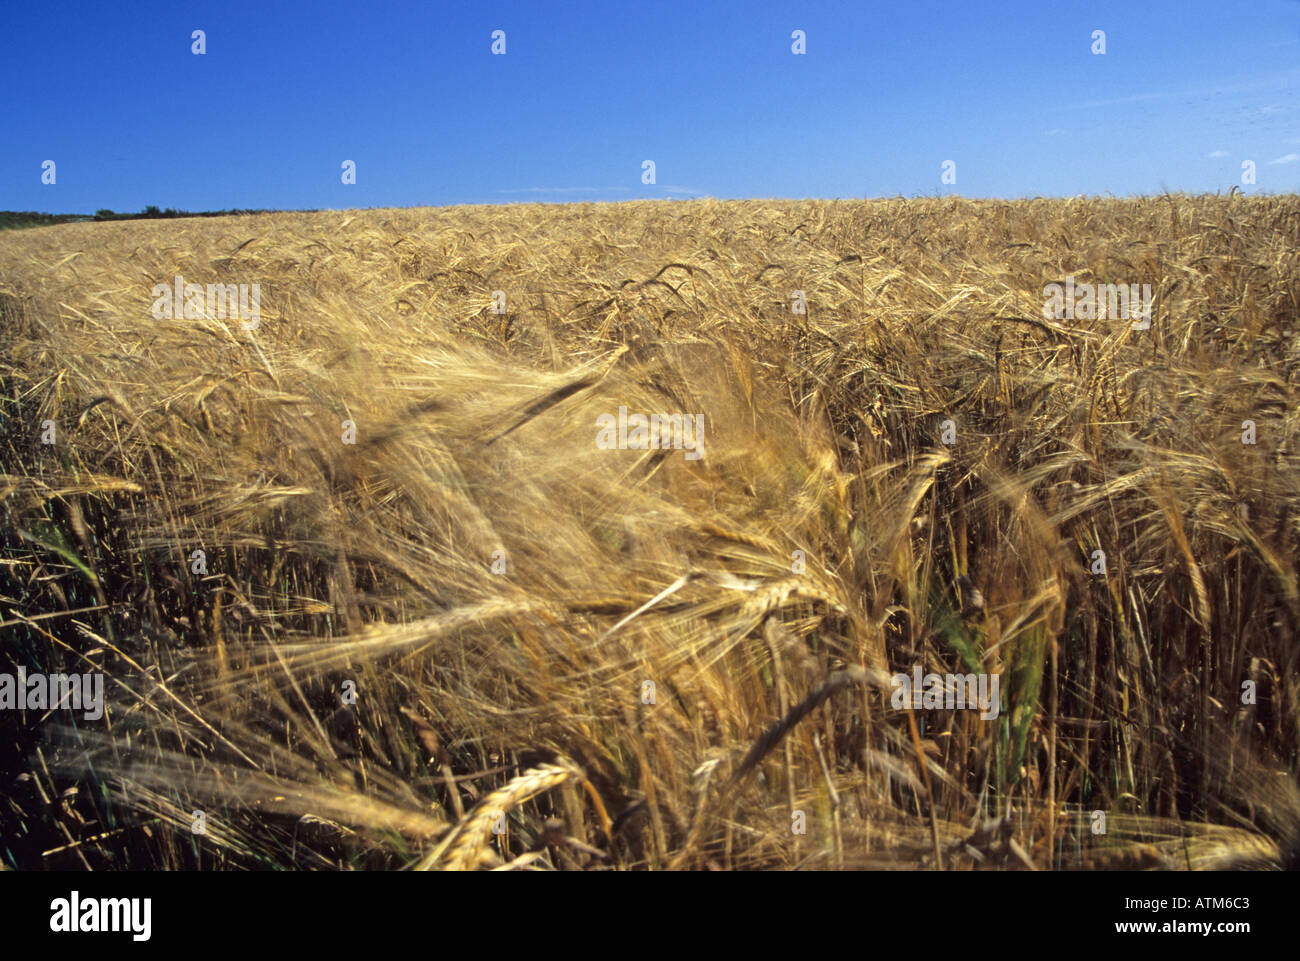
[{"left": 1, "top": 195, "right": 1298, "bottom": 870}]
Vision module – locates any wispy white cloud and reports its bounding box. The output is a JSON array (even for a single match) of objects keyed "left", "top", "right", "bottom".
[
  {"left": 1243, "top": 103, "right": 1295, "bottom": 119},
  {"left": 1066, "top": 68, "right": 1300, "bottom": 111},
  {"left": 493, "top": 185, "right": 707, "bottom": 198},
  {"left": 1069, "top": 89, "right": 1176, "bottom": 110},
  {"left": 1206, "top": 149, "right": 1230, "bottom": 158},
  {"left": 1267, "top": 153, "right": 1300, "bottom": 165},
  {"left": 493, "top": 186, "right": 631, "bottom": 195}
]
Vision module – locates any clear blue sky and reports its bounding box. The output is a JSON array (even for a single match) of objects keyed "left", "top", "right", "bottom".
[{"left": 3, "top": 0, "right": 1298, "bottom": 212}]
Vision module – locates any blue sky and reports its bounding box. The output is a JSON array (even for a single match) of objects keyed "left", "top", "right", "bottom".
[{"left": 3, "top": 0, "right": 1298, "bottom": 212}]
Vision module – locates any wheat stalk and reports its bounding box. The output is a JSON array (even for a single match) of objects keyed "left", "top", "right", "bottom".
[{"left": 418, "top": 761, "right": 581, "bottom": 871}]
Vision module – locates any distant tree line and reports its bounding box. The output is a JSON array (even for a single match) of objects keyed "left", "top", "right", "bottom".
[
  {"left": 0, "top": 211, "right": 94, "bottom": 229},
  {"left": 91, "top": 206, "right": 279, "bottom": 221},
  {"left": 0, "top": 206, "right": 293, "bottom": 230}
]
